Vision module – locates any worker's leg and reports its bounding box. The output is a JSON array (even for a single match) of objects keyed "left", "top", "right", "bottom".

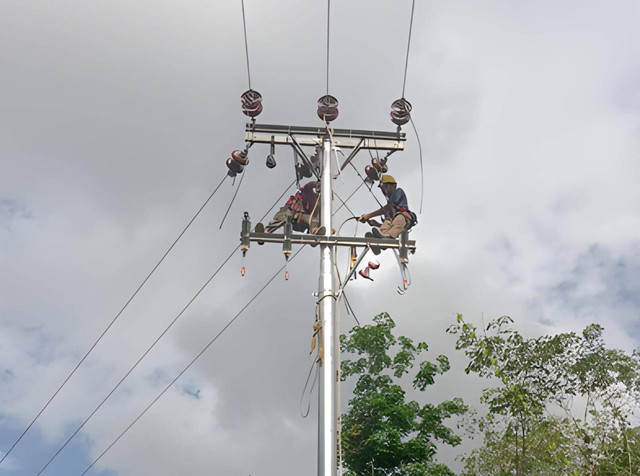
[
  {"left": 266, "top": 206, "right": 292, "bottom": 232},
  {"left": 380, "top": 215, "right": 407, "bottom": 239}
]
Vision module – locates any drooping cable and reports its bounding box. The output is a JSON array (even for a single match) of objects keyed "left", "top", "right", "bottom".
[
  {"left": 241, "top": 0, "right": 252, "bottom": 89},
  {"left": 79, "top": 246, "right": 306, "bottom": 476},
  {"left": 401, "top": 0, "right": 416, "bottom": 99},
  {"left": 0, "top": 174, "right": 228, "bottom": 466},
  {"left": 35, "top": 244, "right": 241, "bottom": 476},
  {"left": 219, "top": 169, "right": 247, "bottom": 229},
  {"left": 410, "top": 116, "right": 424, "bottom": 214},
  {"left": 32, "top": 178, "right": 295, "bottom": 474}
]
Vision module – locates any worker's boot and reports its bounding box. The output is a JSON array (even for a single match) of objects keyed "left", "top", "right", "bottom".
[{"left": 365, "top": 232, "right": 381, "bottom": 255}]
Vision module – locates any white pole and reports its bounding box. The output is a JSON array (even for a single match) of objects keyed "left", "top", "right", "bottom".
[{"left": 318, "top": 137, "right": 337, "bottom": 476}]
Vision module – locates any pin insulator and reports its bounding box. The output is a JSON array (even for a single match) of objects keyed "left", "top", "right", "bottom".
[
  {"left": 365, "top": 165, "right": 380, "bottom": 182},
  {"left": 226, "top": 157, "right": 244, "bottom": 177},
  {"left": 231, "top": 149, "right": 249, "bottom": 165},
  {"left": 390, "top": 98, "right": 412, "bottom": 126},
  {"left": 317, "top": 95, "right": 339, "bottom": 123},
  {"left": 295, "top": 162, "right": 312, "bottom": 181},
  {"left": 241, "top": 89, "right": 263, "bottom": 118},
  {"left": 371, "top": 157, "right": 388, "bottom": 173}
]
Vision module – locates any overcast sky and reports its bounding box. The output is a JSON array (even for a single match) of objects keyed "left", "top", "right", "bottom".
[{"left": 2, "top": 1, "right": 640, "bottom": 475}]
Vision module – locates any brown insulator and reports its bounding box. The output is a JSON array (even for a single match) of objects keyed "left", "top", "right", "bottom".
[
  {"left": 371, "top": 157, "right": 388, "bottom": 173},
  {"left": 231, "top": 149, "right": 249, "bottom": 165},
  {"left": 241, "top": 89, "right": 263, "bottom": 118},
  {"left": 390, "top": 98, "right": 412, "bottom": 126},
  {"left": 317, "top": 94, "right": 339, "bottom": 122},
  {"left": 365, "top": 165, "right": 380, "bottom": 182},
  {"left": 226, "top": 157, "right": 244, "bottom": 176},
  {"left": 295, "top": 162, "right": 313, "bottom": 181}
]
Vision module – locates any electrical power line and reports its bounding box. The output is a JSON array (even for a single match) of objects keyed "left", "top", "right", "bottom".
[
  {"left": 401, "top": 0, "right": 417, "bottom": 99},
  {"left": 241, "top": 0, "right": 252, "bottom": 89},
  {"left": 32, "top": 179, "right": 296, "bottom": 474},
  {"left": 0, "top": 174, "right": 228, "bottom": 466},
  {"left": 326, "top": 0, "right": 331, "bottom": 95},
  {"left": 79, "top": 246, "right": 306, "bottom": 476},
  {"left": 35, "top": 245, "right": 241, "bottom": 476}
]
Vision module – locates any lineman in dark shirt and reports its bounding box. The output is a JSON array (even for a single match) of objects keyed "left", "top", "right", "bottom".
[
  {"left": 359, "top": 175, "right": 415, "bottom": 239},
  {"left": 263, "top": 181, "right": 321, "bottom": 233}
]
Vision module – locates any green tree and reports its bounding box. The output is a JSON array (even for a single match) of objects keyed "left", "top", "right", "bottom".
[
  {"left": 448, "top": 314, "right": 640, "bottom": 476},
  {"left": 340, "top": 312, "right": 467, "bottom": 476}
]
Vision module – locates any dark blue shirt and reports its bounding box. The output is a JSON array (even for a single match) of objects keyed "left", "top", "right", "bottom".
[{"left": 388, "top": 187, "right": 410, "bottom": 212}]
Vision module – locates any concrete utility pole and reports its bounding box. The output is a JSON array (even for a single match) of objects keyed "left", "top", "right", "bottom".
[{"left": 240, "top": 123, "right": 414, "bottom": 476}]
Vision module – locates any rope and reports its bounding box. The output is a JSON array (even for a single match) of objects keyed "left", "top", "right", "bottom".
[
  {"left": 410, "top": 116, "right": 424, "bottom": 214},
  {"left": 401, "top": 0, "right": 416, "bottom": 98},
  {"left": 79, "top": 246, "right": 307, "bottom": 476},
  {"left": 0, "top": 174, "right": 228, "bottom": 466},
  {"left": 219, "top": 169, "right": 247, "bottom": 229},
  {"left": 241, "top": 0, "right": 252, "bottom": 89}
]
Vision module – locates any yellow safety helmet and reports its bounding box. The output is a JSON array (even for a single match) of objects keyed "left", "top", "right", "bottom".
[{"left": 379, "top": 174, "right": 397, "bottom": 185}]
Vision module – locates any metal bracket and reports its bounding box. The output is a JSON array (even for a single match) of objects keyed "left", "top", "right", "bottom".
[{"left": 241, "top": 212, "right": 251, "bottom": 255}]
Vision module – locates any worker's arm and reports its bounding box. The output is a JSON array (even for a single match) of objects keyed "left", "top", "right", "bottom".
[{"left": 359, "top": 205, "right": 390, "bottom": 223}]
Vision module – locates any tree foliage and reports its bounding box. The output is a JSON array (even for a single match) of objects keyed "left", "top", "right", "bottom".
[
  {"left": 448, "top": 314, "right": 640, "bottom": 476},
  {"left": 340, "top": 312, "right": 467, "bottom": 476}
]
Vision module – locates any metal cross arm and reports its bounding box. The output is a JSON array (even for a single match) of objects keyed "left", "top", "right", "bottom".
[
  {"left": 245, "top": 123, "right": 406, "bottom": 151},
  {"left": 249, "top": 232, "right": 415, "bottom": 251}
]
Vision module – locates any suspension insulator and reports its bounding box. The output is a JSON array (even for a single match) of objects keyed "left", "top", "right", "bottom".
[
  {"left": 317, "top": 95, "right": 339, "bottom": 122},
  {"left": 390, "top": 98, "right": 412, "bottom": 126},
  {"left": 296, "top": 162, "right": 312, "bottom": 181},
  {"left": 231, "top": 149, "right": 249, "bottom": 166},
  {"left": 371, "top": 157, "right": 388, "bottom": 174},
  {"left": 266, "top": 141, "right": 276, "bottom": 168},
  {"left": 365, "top": 165, "right": 380, "bottom": 182},
  {"left": 226, "top": 157, "right": 244, "bottom": 176},
  {"left": 241, "top": 89, "right": 263, "bottom": 118}
]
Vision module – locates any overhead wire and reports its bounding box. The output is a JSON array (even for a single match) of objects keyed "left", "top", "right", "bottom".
[
  {"left": 80, "top": 246, "right": 307, "bottom": 476},
  {"left": 401, "top": 0, "right": 424, "bottom": 215},
  {"left": 35, "top": 244, "right": 241, "bottom": 476},
  {"left": 326, "top": 0, "right": 331, "bottom": 95},
  {"left": 410, "top": 116, "right": 424, "bottom": 214},
  {"left": 241, "top": 0, "right": 252, "bottom": 89},
  {"left": 401, "top": 0, "right": 416, "bottom": 99},
  {"left": 31, "top": 178, "right": 296, "bottom": 474},
  {"left": 219, "top": 168, "right": 247, "bottom": 229},
  {"left": 0, "top": 173, "right": 228, "bottom": 466}
]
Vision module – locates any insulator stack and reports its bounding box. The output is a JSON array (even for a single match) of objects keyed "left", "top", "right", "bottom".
[
  {"left": 266, "top": 141, "right": 276, "bottom": 169},
  {"left": 364, "top": 165, "right": 379, "bottom": 182},
  {"left": 364, "top": 157, "right": 388, "bottom": 182},
  {"left": 226, "top": 149, "right": 249, "bottom": 177},
  {"left": 390, "top": 98, "right": 412, "bottom": 126},
  {"left": 296, "top": 162, "right": 312, "bottom": 181},
  {"left": 241, "top": 89, "right": 263, "bottom": 117},
  {"left": 317, "top": 95, "right": 339, "bottom": 123}
]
